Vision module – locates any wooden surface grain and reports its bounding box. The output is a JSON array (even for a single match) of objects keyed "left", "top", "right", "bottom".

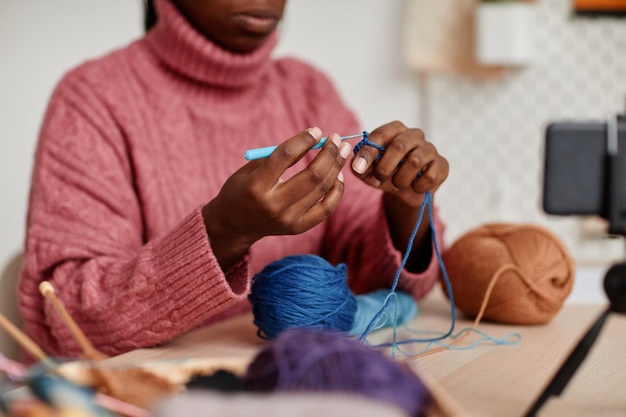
[{"left": 107, "top": 288, "right": 626, "bottom": 417}]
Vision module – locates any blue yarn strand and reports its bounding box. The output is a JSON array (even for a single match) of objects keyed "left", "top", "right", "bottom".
[
  {"left": 366, "top": 193, "right": 521, "bottom": 355},
  {"left": 391, "top": 326, "right": 521, "bottom": 357},
  {"left": 351, "top": 133, "right": 519, "bottom": 357},
  {"left": 357, "top": 191, "right": 431, "bottom": 341},
  {"left": 358, "top": 191, "right": 459, "bottom": 356}
]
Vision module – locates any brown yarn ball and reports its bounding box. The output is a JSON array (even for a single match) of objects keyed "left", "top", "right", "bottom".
[{"left": 441, "top": 223, "right": 575, "bottom": 325}]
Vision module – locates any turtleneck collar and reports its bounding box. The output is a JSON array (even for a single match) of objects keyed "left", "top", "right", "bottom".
[{"left": 145, "top": 0, "right": 278, "bottom": 88}]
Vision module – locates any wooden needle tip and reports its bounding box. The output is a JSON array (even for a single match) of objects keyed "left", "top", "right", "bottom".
[{"left": 39, "top": 281, "right": 55, "bottom": 296}]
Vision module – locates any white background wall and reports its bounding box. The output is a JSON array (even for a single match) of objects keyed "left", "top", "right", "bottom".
[
  {"left": 0, "top": 1, "right": 145, "bottom": 265},
  {"left": 0, "top": 0, "right": 618, "bottom": 303}
]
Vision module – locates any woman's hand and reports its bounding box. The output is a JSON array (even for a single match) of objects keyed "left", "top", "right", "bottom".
[
  {"left": 351, "top": 121, "right": 449, "bottom": 272},
  {"left": 351, "top": 121, "right": 449, "bottom": 208},
  {"left": 203, "top": 128, "right": 352, "bottom": 269}
]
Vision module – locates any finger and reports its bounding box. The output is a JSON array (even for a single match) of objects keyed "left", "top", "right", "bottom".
[
  {"left": 237, "top": 159, "right": 265, "bottom": 175},
  {"left": 257, "top": 127, "right": 323, "bottom": 184},
  {"left": 411, "top": 156, "right": 449, "bottom": 194},
  {"left": 352, "top": 121, "right": 406, "bottom": 176},
  {"left": 390, "top": 141, "right": 437, "bottom": 189},
  {"left": 373, "top": 128, "right": 426, "bottom": 185},
  {"left": 283, "top": 133, "right": 350, "bottom": 207},
  {"left": 297, "top": 174, "right": 346, "bottom": 232}
]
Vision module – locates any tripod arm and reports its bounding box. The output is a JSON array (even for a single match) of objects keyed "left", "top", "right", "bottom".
[
  {"left": 523, "top": 307, "right": 611, "bottom": 417},
  {"left": 606, "top": 115, "right": 626, "bottom": 235},
  {"left": 524, "top": 259, "right": 626, "bottom": 416},
  {"left": 528, "top": 113, "right": 626, "bottom": 416}
]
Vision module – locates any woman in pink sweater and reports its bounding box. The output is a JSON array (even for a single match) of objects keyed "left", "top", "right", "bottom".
[{"left": 18, "top": 0, "right": 449, "bottom": 357}]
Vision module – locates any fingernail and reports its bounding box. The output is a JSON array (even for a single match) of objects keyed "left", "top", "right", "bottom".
[
  {"left": 337, "top": 171, "right": 344, "bottom": 183},
  {"left": 353, "top": 157, "right": 367, "bottom": 174},
  {"left": 331, "top": 133, "right": 341, "bottom": 147},
  {"left": 340, "top": 142, "right": 351, "bottom": 159},
  {"left": 307, "top": 127, "right": 322, "bottom": 140}
]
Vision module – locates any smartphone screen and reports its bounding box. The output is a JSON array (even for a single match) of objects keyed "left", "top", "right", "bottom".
[{"left": 542, "top": 120, "right": 626, "bottom": 217}]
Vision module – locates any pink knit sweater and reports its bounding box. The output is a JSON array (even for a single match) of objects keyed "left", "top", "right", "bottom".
[{"left": 18, "top": 0, "right": 444, "bottom": 357}]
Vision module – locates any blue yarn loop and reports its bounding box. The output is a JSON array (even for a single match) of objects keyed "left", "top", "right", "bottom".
[
  {"left": 353, "top": 131, "right": 419, "bottom": 174},
  {"left": 353, "top": 131, "right": 386, "bottom": 159}
]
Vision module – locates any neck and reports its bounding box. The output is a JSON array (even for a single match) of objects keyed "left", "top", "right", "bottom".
[{"left": 145, "top": 0, "right": 278, "bottom": 88}]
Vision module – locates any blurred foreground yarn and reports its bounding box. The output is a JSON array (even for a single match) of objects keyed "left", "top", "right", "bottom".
[{"left": 244, "top": 327, "right": 430, "bottom": 416}]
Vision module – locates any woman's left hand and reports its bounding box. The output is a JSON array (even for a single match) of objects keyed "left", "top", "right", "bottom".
[{"left": 351, "top": 121, "right": 449, "bottom": 207}]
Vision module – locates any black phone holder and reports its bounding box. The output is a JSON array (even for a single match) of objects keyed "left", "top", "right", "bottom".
[{"left": 525, "top": 113, "right": 626, "bottom": 416}]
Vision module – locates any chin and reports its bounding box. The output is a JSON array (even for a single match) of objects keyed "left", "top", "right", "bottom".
[{"left": 228, "top": 34, "right": 272, "bottom": 54}]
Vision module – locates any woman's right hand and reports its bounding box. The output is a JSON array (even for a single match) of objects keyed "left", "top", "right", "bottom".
[{"left": 202, "top": 127, "right": 352, "bottom": 270}]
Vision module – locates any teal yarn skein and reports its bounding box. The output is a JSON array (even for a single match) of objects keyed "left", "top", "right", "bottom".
[
  {"left": 348, "top": 289, "right": 418, "bottom": 337},
  {"left": 248, "top": 254, "right": 418, "bottom": 340}
]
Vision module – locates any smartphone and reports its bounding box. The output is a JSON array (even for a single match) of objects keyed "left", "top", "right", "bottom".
[{"left": 542, "top": 118, "right": 626, "bottom": 217}]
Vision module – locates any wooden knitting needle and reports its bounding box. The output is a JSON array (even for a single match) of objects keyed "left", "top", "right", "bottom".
[
  {"left": 413, "top": 368, "right": 467, "bottom": 417},
  {"left": 39, "top": 281, "right": 108, "bottom": 361},
  {"left": 0, "top": 312, "right": 56, "bottom": 369}
]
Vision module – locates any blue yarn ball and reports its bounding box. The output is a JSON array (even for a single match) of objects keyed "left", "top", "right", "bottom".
[{"left": 249, "top": 254, "right": 357, "bottom": 340}]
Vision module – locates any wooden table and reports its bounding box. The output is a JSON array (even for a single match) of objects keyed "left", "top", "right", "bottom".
[{"left": 109, "top": 289, "right": 626, "bottom": 417}]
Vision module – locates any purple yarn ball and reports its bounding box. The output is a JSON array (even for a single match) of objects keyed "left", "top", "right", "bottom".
[{"left": 244, "top": 327, "right": 431, "bottom": 416}]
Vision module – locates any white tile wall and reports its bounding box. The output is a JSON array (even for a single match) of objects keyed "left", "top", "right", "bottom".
[{"left": 417, "top": 0, "right": 626, "bottom": 265}]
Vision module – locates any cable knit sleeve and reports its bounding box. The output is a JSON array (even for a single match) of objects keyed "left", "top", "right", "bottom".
[
  {"left": 294, "top": 60, "right": 445, "bottom": 300},
  {"left": 18, "top": 73, "right": 250, "bottom": 357}
]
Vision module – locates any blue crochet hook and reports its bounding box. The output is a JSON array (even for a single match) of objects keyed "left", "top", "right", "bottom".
[{"left": 244, "top": 133, "right": 364, "bottom": 161}]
